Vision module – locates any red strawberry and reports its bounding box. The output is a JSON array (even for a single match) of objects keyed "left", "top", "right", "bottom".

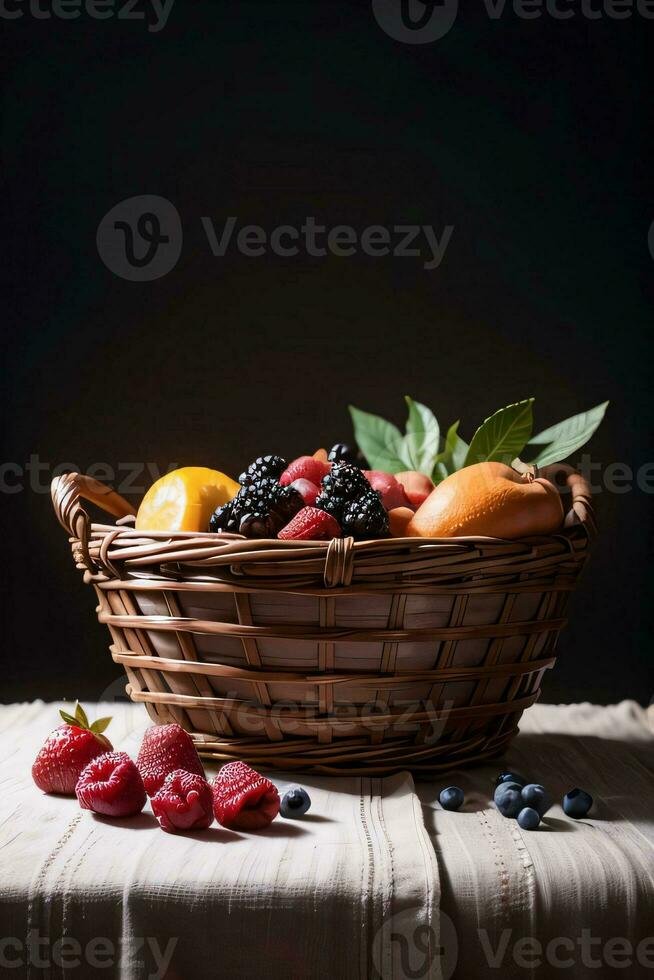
[
  {"left": 32, "top": 703, "right": 113, "bottom": 796},
  {"left": 212, "top": 761, "right": 280, "bottom": 830},
  {"left": 364, "top": 471, "right": 410, "bottom": 510},
  {"left": 151, "top": 769, "right": 214, "bottom": 833},
  {"left": 278, "top": 506, "right": 342, "bottom": 541},
  {"left": 76, "top": 751, "right": 146, "bottom": 818},
  {"left": 279, "top": 456, "right": 331, "bottom": 487},
  {"left": 136, "top": 723, "right": 205, "bottom": 797},
  {"left": 290, "top": 478, "right": 320, "bottom": 506}
]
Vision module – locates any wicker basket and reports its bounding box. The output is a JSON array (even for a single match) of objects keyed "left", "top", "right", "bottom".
[{"left": 51, "top": 466, "right": 594, "bottom": 775}]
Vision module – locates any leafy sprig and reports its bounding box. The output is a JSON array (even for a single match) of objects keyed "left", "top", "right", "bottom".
[
  {"left": 60, "top": 701, "right": 112, "bottom": 735},
  {"left": 349, "top": 398, "right": 608, "bottom": 482}
]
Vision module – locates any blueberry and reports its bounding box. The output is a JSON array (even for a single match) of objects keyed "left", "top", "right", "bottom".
[
  {"left": 496, "top": 771, "right": 526, "bottom": 788},
  {"left": 563, "top": 788, "right": 593, "bottom": 819},
  {"left": 328, "top": 443, "right": 360, "bottom": 465},
  {"left": 494, "top": 781, "right": 524, "bottom": 818},
  {"left": 521, "top": 783, "right": 549, "bottom": 815},
  {"left": 280, "top": 787, "right": 311, "bottom": 819},
  {"left": 517, "top": 807, "right": 541, "bottom": 831},
  {"left": 439, "top": 786, "right": 464, "bottom": 811}
]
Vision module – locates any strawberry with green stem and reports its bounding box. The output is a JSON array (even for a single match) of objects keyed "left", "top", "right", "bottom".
[{"left": 32, "top": 702, "right": 113, "bottom": 796}]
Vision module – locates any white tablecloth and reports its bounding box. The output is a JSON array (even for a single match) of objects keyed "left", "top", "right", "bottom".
[
  {"left": 1, "top": 700, "right": 653, "bottom": 979},
  {"left": 0, "top": 702, "right": 438, "bottom": 980},
  {"left": 419, "top": 700, "right": 654, "bottom": 980}
]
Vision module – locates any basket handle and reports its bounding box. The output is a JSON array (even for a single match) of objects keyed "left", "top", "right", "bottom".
[
  {"left": 51, "top": 472, "right": 137, "bottom": 569},
  {"left": 539, "top": 464, "right": 596, "bottom": 537}
]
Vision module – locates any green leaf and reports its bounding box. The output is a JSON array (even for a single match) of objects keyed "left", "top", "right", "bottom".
[
  {"left": 349, "top": 405, "right": 406, "bottom": 473},
  {"left": 527, "top": 401, "right": 609, "bottom": 467},
  {"left": 90, "top": 717, "right": 112, "bottom": 735},
  {"left": 74, "top": 702, "right": 89, "bottom": 729},
  {"left": 465, "top": 399, "right": 534, "bottom": 466},
  {"left": 402, "top": 396, "right": 440, "bottom": 475},
  {"left": 433, "top": 420, "right": 469, "bottom": 481},
  {"left": 446, "top": 420, "right": 469, "bottom": 469},
  {"left": 59, "top": 710, "right": 79, "bottom": 728}
]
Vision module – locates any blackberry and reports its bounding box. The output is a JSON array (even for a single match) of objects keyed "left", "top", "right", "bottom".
[
  {"left": 238, "top": 455, "right": 287, "bottom": 486},
  {"left": 315, "top": 462, "right": 368, "bottom": 522},
  {"left": 314, "top": 490, "right": 347, "bottom": 522},
  {"left": 209, "top": 500, "right": 235, "bottom": 533},
  {"left": 209, "top": 478, "right": 302, "bottom": 537},
  {"left": 321, "top": 462, "right": 368, "bottom": 498},
  {"left": 342, "top": 489, "right": 389, "bottom": 539}
]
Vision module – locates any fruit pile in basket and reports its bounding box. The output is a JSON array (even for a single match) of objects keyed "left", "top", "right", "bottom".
[
  {"left": 213, "top": 448, "right": 422, "bottom": 540},
  {"left": 135, "top": 396, "right": 608, "bottom": 542}
]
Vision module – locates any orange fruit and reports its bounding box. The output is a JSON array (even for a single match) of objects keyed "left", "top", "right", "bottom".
[
  {"left": 388, "top": 506, "right": 415, "bottom": 537},
  {"left": 407, "top": 462, "right": 563, "bottom": 539},
  {"left": 136, "top": 467, "right": 240, "bottom": 533}
]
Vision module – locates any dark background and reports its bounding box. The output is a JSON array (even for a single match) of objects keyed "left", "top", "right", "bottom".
[{"left": 3, "top": 1, "right": 653, "bottom": 705}]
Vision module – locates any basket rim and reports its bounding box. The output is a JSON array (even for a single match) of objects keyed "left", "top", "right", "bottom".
[
  {"left": 86, "top": 519, "right": 585, "bottom": 546},
  {"left": 51, "top": 466, "right": 595, "bottom": 585}
]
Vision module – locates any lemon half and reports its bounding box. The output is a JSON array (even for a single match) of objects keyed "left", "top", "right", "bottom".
[{"left": 135, "top": 467, "right": 240, "bottom": 532}]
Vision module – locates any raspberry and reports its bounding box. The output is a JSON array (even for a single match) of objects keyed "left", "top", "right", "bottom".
[
  {"left": 151, "top": 769, "right": 214, "bottom": 833},
  {"left": 238, "top": 455, "right": 287, "bottom": 486},
  {"left": 278, "top": 506, "right": 342, "bottom": 541},
  {"left": 342, "top": 489, "right": 389, "bottom": 539},
  {"left": 76, "top": 751, "right": 147, "bottom": 818},
  {"left": 290, "top": 479, "right": 320, "bottom": 506},
  {"left": 279, "top": 456, "right": 331, "bottom": 487},
  {"left": 212, "top": 761, "right": 280, "bottom": 831},
  {"left": 136, "top": 723, "right": 205, "bottom": 798}
]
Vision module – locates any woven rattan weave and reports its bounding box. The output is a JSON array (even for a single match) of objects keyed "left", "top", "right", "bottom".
[{"left": 51, "top": 466, "right": 594, "bottom": 774}]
